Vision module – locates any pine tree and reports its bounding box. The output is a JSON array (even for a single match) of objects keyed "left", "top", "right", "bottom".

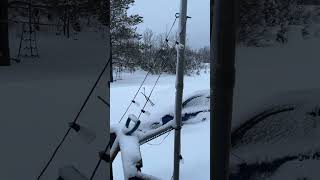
[{"left": 110, "top": 0, "right": 143, "bottom": 72}]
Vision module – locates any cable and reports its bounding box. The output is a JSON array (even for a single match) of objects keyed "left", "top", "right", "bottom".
[
  {"left": 230, "top": 152, "right": 247, "bottom": 164},
  {"left": 118, "top": 71, "right": 151, "bottom": 123},
  {"left": 117, "top": 39, "right": 173, "bottom": 123},
  {"left": 137, "top": 72, "right": 162, "bottom": 120},
  {"left": 36, "top": 56, "right": 112, "bottom": 180},
  {"left": 117, "top": 13, "right": 180, "bottom": 124},
  {"left": 166, "top": 16, "right": 178, "bottom": 40},
  {"left": 147, "top": 131, "right": 171, "bottom": 146},
  {"left": 83, "top": 12, "right": 179, "bottom": 180}
]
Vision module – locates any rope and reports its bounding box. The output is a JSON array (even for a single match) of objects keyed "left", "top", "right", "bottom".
[{"left": 36, "top": 56, "right": 112, "bottom": 180}]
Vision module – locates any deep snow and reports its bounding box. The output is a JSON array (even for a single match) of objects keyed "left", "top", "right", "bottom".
[
  {"left": 1, "top": 30, "right": 110, "bottom": 180},
  {"left": 110, "top": 68, "right": 210, "bottom": 180},
  {"left": 2, "top": 22, "right": 320, "bottom": 180}
]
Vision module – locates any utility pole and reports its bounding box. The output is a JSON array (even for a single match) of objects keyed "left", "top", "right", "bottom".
[
  {"left": 211, "top": 0, "right": 236, "bottom": 180},
  {"left": 173, "top": 0, "right": 188, "bottom": 179},
  {"left": 0, "top": 0, "right": 10, "bottom": 66}
]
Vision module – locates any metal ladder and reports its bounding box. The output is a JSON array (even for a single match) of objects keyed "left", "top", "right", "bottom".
[{"left": 17, "top": 21, "right": 39, "bottom": 58}]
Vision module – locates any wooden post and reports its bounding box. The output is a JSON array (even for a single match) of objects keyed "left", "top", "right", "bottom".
[
  {"left": 0, "top": 0, "right": 10, "bottom": 66},
  {"left": 106, "top": 0, "right": 112, "bottom": 179},
  {"left": 173, "top": 0, "right": 188, "bottom": 179},
  {"left": 211, "top": 0, "right": 236, "bottom": 180}
]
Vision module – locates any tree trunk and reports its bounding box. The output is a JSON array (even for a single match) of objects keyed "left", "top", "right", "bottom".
[{"left": 0, "top": 0, "right": 10, "bottom": 66}]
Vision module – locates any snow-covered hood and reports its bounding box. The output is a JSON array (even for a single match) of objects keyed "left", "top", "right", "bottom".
[{"left": 230, "top": 89, "right": 320, "bottom": 179}]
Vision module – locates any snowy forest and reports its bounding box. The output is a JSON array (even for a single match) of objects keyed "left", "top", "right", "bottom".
[
  {"left": 238, "top": 0, "right": 320, "bottom": 46},
  {"left": 5, "top": 0, "right": 210, "bottom": 76},
  {"left": 2, "top": 0, "right": 320, "bottom": 179}
]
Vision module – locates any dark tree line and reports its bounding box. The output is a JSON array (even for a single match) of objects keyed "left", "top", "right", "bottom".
[
  {"left": 8, "top": 0, "right": 111, "bottom": 36},
  {"left": 115, "top": 28, "right": 209, "bottom": 75}
]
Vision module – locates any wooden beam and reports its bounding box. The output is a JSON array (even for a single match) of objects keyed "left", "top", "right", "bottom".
[{"left": 211, "top": 0, "right": 236, "bottom": 180}]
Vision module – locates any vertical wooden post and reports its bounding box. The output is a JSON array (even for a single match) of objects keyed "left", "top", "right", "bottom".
[
  {"left": 211, "top": 0, "right": 236, "bottom": 180},
  {"left": 173, "top": 0, "right": 188, "bottom": 179},
  {"left": 0, "top": 0, "right": 10, "bottom": 66},
  {"left": 106, "top": 0, "right": 112, "bottom": 179}
]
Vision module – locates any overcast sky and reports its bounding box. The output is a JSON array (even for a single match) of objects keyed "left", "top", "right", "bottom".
[{"left": 128, "top": 0, "right": 210, "bottom": 49}]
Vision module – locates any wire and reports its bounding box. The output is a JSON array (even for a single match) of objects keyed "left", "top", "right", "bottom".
[
  {"left": 89, "top": 140, "right": 112, "bottom": 180},
  {"left": 117, "top": 12, "right": 180, "bottom": 124},
  {"left": 137, "top": 72, "right": 162, "bottom": 120},
  {"left": 166, "top": 16, "right": 178, "bottom": 40},
  {"left": 118, "top": 71, "right": 151, "bottom": 123},
  {"left": 147, "top": 131, "right": 171, "bottom": 146},
  {"left": 117, "top": 35, "right": 174, "bottom": 123},
  {"left": 36, "top": 56, "right": 112, "bottom": 180},
  {"left": 230, "top": 152, "right": 247, "bottom": 164}
]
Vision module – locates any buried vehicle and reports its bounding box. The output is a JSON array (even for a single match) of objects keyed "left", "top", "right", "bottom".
[
  {"left": 230, "top": 89, "right": 320, "bottom": 180},
  {"left": 132, "top": 89, "right": 320, "bottom": 179},
  {"left": 143, "top": 90, "right": 210, "bottom": 130}
]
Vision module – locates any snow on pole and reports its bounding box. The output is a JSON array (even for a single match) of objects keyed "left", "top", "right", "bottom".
[
  {"left": 118, "top": 129, "right": 143, "bottom": 179},
  {"left": 173, "top": 0, "right": 188, "bottom": 179}
]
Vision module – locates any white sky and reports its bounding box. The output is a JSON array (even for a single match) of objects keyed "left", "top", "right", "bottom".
[{"left": 128, "top": 0, "right": 210, "bottom": 49}]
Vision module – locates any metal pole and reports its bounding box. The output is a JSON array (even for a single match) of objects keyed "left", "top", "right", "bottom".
[
  {"left": 0, "top": 0, "right": 10, "bottom": 66},
  {"left": 211, "top": 0, "right": 236, "bottom": 180},
  {"left": 173, "top": 0, "right": 188, "bottom": 179}
]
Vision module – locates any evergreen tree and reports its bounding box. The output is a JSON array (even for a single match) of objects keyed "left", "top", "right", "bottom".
[{"left": 110, "top": 0, "right": 143, "bottom": 71}]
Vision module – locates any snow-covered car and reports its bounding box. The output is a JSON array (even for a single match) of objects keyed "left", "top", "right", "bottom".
[
  {"left": 144, "top": 90, "right": 210, "bottom": 130},
  {"left": 230, "top": 90, "right": 320, "bottom": 180}
]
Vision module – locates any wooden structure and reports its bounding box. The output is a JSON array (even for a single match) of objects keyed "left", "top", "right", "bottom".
[{"left": 211, "top": 0, "right": 237, "bottom": 180}]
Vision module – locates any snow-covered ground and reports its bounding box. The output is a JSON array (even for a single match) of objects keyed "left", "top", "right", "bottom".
[
  {"left": 3, "top": 22, "right": 320, "bottom": 180},
  {"left": 2, "top": 25, "right": 210, "bottom": 180},
  {"left": 230, "top": 31, "right": 320, "bottom": 179},
  {"left": 0, "top": 30, "right": 110, "bottom": 180},
  {"left": 110, "top": 68, "right": 210, "bottom": 180}
]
